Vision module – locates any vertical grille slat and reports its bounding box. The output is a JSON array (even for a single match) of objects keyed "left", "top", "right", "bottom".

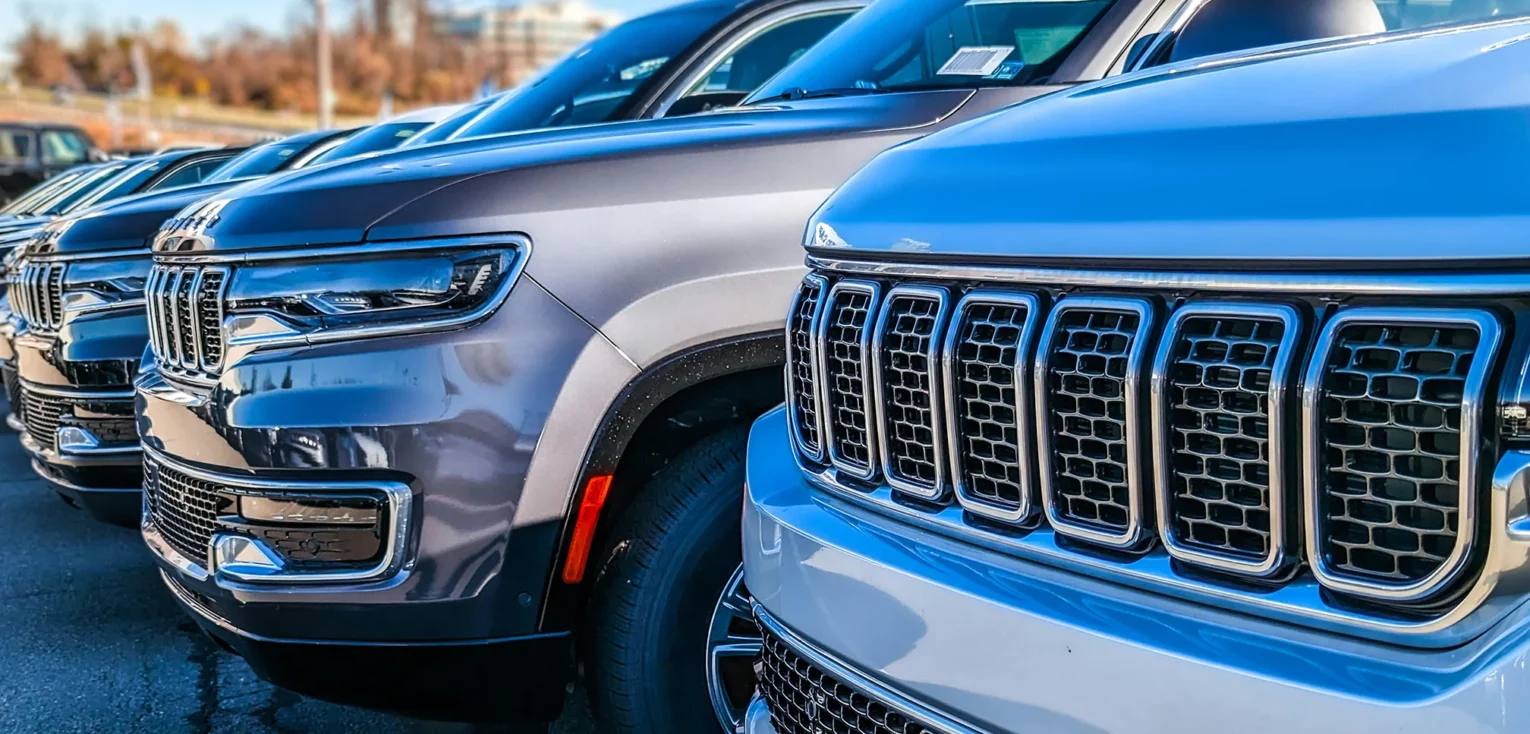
[
  {"left": 1036, "top": 298, "right": 1153, "bottom": 549},
  {"left": 873, "top": 287, "right": 949, "bottom": 499},
  {"left": 819, "top": 281, "right": 881, "bottom": 482},
  {"left": 943, "top": 291, "right": 1040, "bottom": 523},
  {"left": 147, "top": 263, "right": 229, "bottom": 381},
  {"left": 786, "top": 275, "right": 828, "bottom": 462},
  {"left": 1305, "top": 308, "right": 1500, "bottom": 600},
  {"left": 12, "top": 261, "right": 66, "bottom": 332},
  {"left": 1153, "top": 303, "right": 1300, "bottom": 576}
]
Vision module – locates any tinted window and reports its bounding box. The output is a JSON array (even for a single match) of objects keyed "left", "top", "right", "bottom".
[
  {"left": 1373, "top": 0, "right": 1530, "bottom": 28},
  {"left": 309, "top": 122, "right": 434, "bottom": 164},
  {"left": 1, "top": 170, "right": 81, "bottom": 215},
  {"left": 39, "top": 130, "right": 91, "bottom": 165},
  {"left": 683, "top": 11, "right": 858, "bottom": 99},
  {"left": 749, "top": 0, "right": 1116, "bottom": 101},
  {"left": 0, "top": 130, "right": 28, "bottom": 162},
  {"left": 151, "top": 156, "right": 233, "bottom": 190},
  {"left": 69, "top": 160, "right": 163, "bottom": 211},
  {"left": 205, "top": 141, "right": 307, "bottom": 183},
  {"left": 454, "top": 5, "right": 734, "bottom": 138}
]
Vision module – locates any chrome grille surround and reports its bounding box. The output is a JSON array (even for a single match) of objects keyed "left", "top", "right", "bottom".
[
  {"left": 1034, "top": 297, "right": 1155, "bottom": 550},
  {"left": 789, "top": 257, "right": 1530, "bottom": 646},
  {"left": 12, "top": 261, "right": 66, "bottom": 332},
  {"left": 146, "top": 263, "right": 230, "bottom": 380},
  {"left": 818, "top": 280, "right": 882, "bottom": 483},
  {"left": 941, "top": 290, "right": 1041, "bottom": 524},
  {"left": 1151, "top": 302, "right": 1302, "bottom": 578},
  {"left": 870, "top": 286, "right": 951, "bottom": 500},
  {"left": 785, "top": 274, "right": 829, "bottom": 463},
  {"left": 1302, "top": 308, "right": 1501, "bottom": 603}
]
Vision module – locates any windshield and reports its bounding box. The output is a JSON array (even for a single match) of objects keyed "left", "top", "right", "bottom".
[
  {"left": 35, "top": 163, "right": 130, "bottom": 215},
  {"left": 206, "top": 140, "right": 309, "bottom": 183},
  {"left": 452, "top": 4, "right": 734, "bottom": 139},
  {"left": 748, "top": 0, "right": 1115, "bottom": 101},
  {"left": 1374, "top": 0, "right": 1530, "bottom": 28},
  {"left": 1, "top": 171, "right": 84, "bottom": 215},
  {"left": 310, "top": 122, "right": 436, "bottom": 164},
  {"left": 66, "top": 159, "right": 164, "bottom": 212},
  {"left": 404, "top": 97, "right": 499, "bottom": 148}
]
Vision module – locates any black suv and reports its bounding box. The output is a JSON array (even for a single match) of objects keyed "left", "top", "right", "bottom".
[{"left": 0, "top": 123, "right": 107, "bottom": 205}]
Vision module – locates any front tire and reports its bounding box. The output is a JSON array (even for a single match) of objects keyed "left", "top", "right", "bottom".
[{"left": 586, "top": 427, "right": 752, "bottom": 733}]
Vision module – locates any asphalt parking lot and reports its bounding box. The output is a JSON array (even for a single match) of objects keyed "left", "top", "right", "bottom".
[{"left": 0, "top": 401, "right": 592, "bottom": 733}]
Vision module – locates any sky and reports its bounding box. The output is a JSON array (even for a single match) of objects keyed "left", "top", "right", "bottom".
[{"left": 0, "top": 0, "right": 679, "bottom": 63}]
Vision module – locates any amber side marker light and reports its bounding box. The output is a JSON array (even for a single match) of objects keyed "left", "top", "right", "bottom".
[{"left": 562, "top": 474, "right": 614, "bottom": 584}]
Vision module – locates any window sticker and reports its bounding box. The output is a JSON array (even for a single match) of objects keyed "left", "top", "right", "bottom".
[
  {"left": 936, "top": 46, "right": 1016, "bottom": 76},
  {"left": 987, "top": 60, "right": 1026, "bottom": 80}
]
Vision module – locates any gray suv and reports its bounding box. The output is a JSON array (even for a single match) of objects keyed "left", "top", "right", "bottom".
[{"left": 133, "top": 0, "right": 1373, "bottom": 729}]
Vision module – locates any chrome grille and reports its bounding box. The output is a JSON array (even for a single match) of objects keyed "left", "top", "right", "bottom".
[
  {"left": 18, "top": 387, "right": 67, "bottom": 452},
  {"left": 786, "top": 275, "right": 828, "bottom": 461},
  {"left": 759, "top": 630, "right": 939, "bottom": 734},
  {"left": 792, "top": 273, "right": 1507, "bottom": 610},
  {"left": 144, "top": 457, "right": 225, "bottom": 567},
  {"left": 1153, "top": 304, "right": 1299, "bottom": 575},
  {"left": 1036, "top": 299, "right": 1152, "bottom": 548},
  {"left": 12, "top": 261, "right": 66, "bottom": 332},
  {"left": 147, "top": 264, "right": 230, "bottom": 377},
  {"left": 873, "top": 287, "right": 948, "bottom": 498},
  {"left": 1306, "top": 309, "right": 1498, "bottom": 598},
  {"left": 819, "top": 281, "right": 880, "bottom": 481},
  {"left": 943, "top": 291, "right": 1038, "bottom": 523}
]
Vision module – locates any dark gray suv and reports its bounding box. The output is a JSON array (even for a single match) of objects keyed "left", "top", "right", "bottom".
[{"left": 133, "top": 0, "right": 1383, "bottom": 730}]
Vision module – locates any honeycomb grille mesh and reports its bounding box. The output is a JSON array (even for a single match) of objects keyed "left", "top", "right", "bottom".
[
  {"left": 950, "top": 302, "right": 1028, "bottom": 509},
  {"left": 759, "top": 630, "right": 938, "bottom": 734},
  {"left": 824, "top": 287, "right": 875, "bottom": 474},
  {"left": 1165, "top": 315, "right": 1284, "bottom": 559},
  {"left": 18, "top": 387, "right": 66, "bottom": 452},
  {"left": 787, "top": 278, "right": 825, "bottom": 457},
  {"left": 145, "top": 458, "right": 225, "bottom": 567},
  {"left": 1317, "top": 323, "right": 1476, "bottom": 584},
  {"left": 1043, "top": 308, "right": 1139, "bottom": 531},
  {"left": 878, "top": 294, "right": 942, "bottom": 490}
]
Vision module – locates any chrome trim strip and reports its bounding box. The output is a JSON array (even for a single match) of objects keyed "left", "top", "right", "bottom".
[
  {"left": 1301, "top": 307, "right": 1502, "bottom": 603},
  {"left": 818, "top": 279, "right": 882, "bottom": 483},
  {"left": 22, "top": 248, "right": 152, "bottom": 264},
  {"left": 785, "top": 273, "right": 830, "bottom": 464},
  {"left": 1034, "top": 296, "right": 1156, "bottom": 550},
  {"left": 941, "top": 289, "right": 1042, "bottom": 524},
  {"left": 871, "top": 284, "right": 952, "bottom": 500},
  {"left": 21, "top": 433, "right": 141, "bottom": 465},
  {"left": 187, "top": 267, "right": 206, "bottom": 369},
  {"left": 153, "top": 234, "right": 530, "bottom": 263},
  {"left": 16, "top": 379, "right": 135, "bottom": 400},
  {"left": 142, "top": 445, "right": 414, "bottom": 588},
  {"left": 752, "top": 602, "right": 989, "bottom": 734},
  {"left": 809, "top": 256, "right": 1530, "bottom": 296},
  {"left": 1150, "top": 301, "right": 1301, "bottom": 578},
  {"left": 797, "top": 450, "right": 1530, "bottom": 647}
]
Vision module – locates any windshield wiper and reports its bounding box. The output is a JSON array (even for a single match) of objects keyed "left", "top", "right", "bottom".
[{"left": 748, "top": 85, "right": 889, "bottom": 105}]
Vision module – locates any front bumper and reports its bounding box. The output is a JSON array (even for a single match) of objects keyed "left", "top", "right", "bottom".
[
  {"left": 743, "top": 407, "right": 1530, "bottom": 734},
  {"left": 136, "top": 277, "right": 616, "bottom": 721}
]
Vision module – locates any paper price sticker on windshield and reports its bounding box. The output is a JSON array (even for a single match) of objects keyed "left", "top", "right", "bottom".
[{"left": 937, "top": 46, "right": 1016, "bottom": 76}]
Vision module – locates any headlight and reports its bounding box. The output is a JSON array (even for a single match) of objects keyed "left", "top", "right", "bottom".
[{"left": 148, "top": 237, "right": 526, "bottom": 377}]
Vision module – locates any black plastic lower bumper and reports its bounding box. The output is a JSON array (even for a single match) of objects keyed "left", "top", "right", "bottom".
[
  {"left": 164, "top": 572, "right": 575, "bottom": 723},
  {"left": 30, "top": 457, "right": 142, "bottom": 526}
]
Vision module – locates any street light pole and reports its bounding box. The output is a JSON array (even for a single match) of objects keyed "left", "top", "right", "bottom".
[{"left": 315, "top": 0, "right": 334, "bottom": 128}]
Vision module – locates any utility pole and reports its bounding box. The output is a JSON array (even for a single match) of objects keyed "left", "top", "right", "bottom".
[{"left": 315, "top": 0, "right": 335, "bottom": 128}]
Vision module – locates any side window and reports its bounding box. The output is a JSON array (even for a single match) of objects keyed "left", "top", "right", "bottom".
[
  {"left": 151, "top": 157, "right": 230, "bottom": 190},
  {"left": 1372, "top": 0, "right": 1530, "bottom": 29},
  {"left": 667, "top": 10, "right": 858, "bottom": 117},
  {"left": 0, "top": 130, "right": 26, "bottom": 163},
  {"left": 40, "top": 130, "right": 89, "bottom": 165}
]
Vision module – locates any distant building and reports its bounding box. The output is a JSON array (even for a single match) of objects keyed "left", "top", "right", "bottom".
[
  {"left": 436, "top": 1, "right": 623, "bottom": 86},
  {"left": 374, "top": 0, "right": 421, "bottom": 47}
]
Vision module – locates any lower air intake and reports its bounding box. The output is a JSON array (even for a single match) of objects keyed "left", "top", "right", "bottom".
[{"left": 759, "top": 629, "right": 939, "bottom": 734}]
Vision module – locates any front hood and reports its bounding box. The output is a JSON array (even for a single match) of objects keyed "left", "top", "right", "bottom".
[
  {"left": 35, "top": 180, "right": 237, "bottom": 256},
  {"left": 811, "top": 19, "right": 1530, "bottom": 267},
  {"left": 156, "top": 90, "right": 976, "bottom": 253}
]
